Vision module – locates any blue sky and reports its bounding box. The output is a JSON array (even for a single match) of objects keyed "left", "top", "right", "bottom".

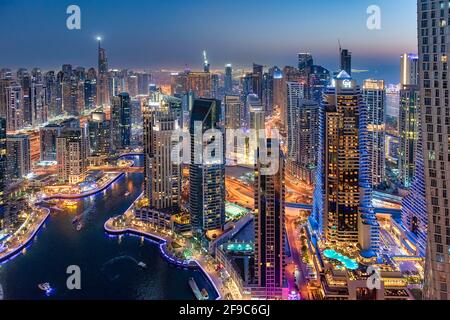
[{"left": 0, "top": 0, "right": 416, "bottom": 82}]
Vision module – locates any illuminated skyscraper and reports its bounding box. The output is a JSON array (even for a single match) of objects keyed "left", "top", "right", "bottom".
[
  {"left": 224, "top": 95, "right": 242, "bottom": 130},
  {"left": 298, "top": 53, "right": 313, "bottom": 72},
  {"left": 40, "top": 124, "right": 62, "bottom": 161},
  {"left": 6, "top": 134, "right": 31, "bottom": 181},
  {"left": 401, "top": 115, "right": 427, "bottom": 257},
  {"left": 111, "top": 92, "right": 132, "bottom": 151},
  {"left": 254, "top": 139, "right": 285, "bottom": 299},
  {"left": 56, "top": 128, "right": 87, "bottom": 184},
  {"left": 314, "top": 71, "right": 378, "bottom": 255},
  {"left": 418, "top": 0, "right": 450, "bottom": 300},
  {"left": 5, "top": 83, "right": 24, "bottom": 131},
  {"left": 286, "top": 81, "right": 305, "bottom": 160},
  {"left": 363, "top": 79, "right": 386, "bottom": 187},
  {"left": 0, "top": 117, "right": 6, "bottom": 228},
  {"left": 224, "top": 64, "right": 233, "bottom": 94},
  {"left": 340, "top": 49, "right": 352, "bottom": 75},
  {"left": 187, "top": 72, "right": 212, "bottom": 98},
  {"left": 400, "top": 53, "right": 419, "bottom": 86},
  {"left": 88, "top": 112, "right": 111, "bottom": 156},
  {"left": 84, "top": 68, "right": 97, "bottom": 109},
  {"left": 97, "top": 38, "right": 109, "bottom": 107},
  {"left": 189, "top": 98, "right": 225, "bottom": 234},
  {"left": 398, "top": 84, "right": 420, "bottom": 188},
  {"left": 142, "top": 99, "right": 181, "bottom": 220}
]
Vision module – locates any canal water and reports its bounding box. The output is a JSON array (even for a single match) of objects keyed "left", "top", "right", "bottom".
[{"left": 0, "top": 156, "right": 217, "bottom": 300}]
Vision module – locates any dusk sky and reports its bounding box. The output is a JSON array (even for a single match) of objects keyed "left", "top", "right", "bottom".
[{"left": 0, "top": 0, "right": 416, "bottom": 83}]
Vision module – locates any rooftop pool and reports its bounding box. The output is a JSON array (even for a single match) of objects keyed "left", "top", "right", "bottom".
[{"left": 323, "top": 249, "right": 359, "bottom": 270}]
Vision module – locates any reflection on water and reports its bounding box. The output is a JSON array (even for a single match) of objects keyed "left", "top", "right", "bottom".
[{"left": 0, "top": 159, "right": 217, "bottom": 300}]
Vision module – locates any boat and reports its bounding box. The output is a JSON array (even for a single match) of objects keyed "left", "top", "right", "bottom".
[
  {"left": 62, "top": 200, "right": 77, "bottom": 208},
  {"left": 138, "top": 262, "right": 147, "bottom": 269},
  {"left": 188, "top": 277, "right": 207, "bottom": 300},
  {"left": 201, "top": 288, "right": 209, "bottom": 300},
  {"left": 38, "top": 283, "right": 54, "bottom": 296},
  {"left": 38, "top": 283, "right": 51, "bottom": 291},
  {"left": 76, "top": 223, "right": 83, "bottom": 231},
  {"left": 125, "top": 192, "right": 131, "bottom": 197}
]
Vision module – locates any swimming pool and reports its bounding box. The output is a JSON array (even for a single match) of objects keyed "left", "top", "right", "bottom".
[{"left": 323, "top": 249, "right": 359, "bottom": 270}]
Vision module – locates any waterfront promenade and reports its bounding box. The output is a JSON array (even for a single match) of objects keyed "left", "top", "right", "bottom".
[
  {"left": 104, "top": 216, "right": 228, "bottom": 300},
  {"left": 0, "top": 207, "right": 50, "bottom": 263}
]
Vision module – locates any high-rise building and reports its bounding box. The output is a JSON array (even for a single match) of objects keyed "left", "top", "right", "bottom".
[
  {"left": 400, "top": 53, "right": 419, "bottom": 86},
  {"left": 224, "top": 95, "right": 243, "bottom": 130},
  {"left": 137, "top": 73, "right": 152, "bottom": 95},
  {"left": 84, "top": 68, "right": 97, "bottom": 109},
  {"left": 56, "top": 128, "right": 87, "bottom": 184},
  {"left": 0, "top": 117, "right": 6, "bottom": 227},
  {"left": 340, "top": 49, "right": 352, "bottom": 75},
  {"left": 17, "top": 68, "right": 32, "bottom": 127},
  {"left": 44, "top": 71, "right": 61, "bottom": 118},
  {"left": 189, "top": 98, "right": 225, "bottom": 234},
  {"left": 398, "top": 84, "right": 420, "bottom": 188},
  {"left": 88, "top": 112, "right": 111, "bottom": 156},
  {"left": 418, "top": 0, "right": 450, "bottom": 300},
  {"left": 401, "top": 115, "right": 427, "bottom": 257},
  {"left": 6, "top": 134, "right": 31, "bottom": 180},
  {"left": 111, "top": 92, "right": 132, "bottom": 151},
  {"left": 290, "top": 100, "right": 320, "bottom": 184},
  {"left": 142, "top": 101, "right": 181, "bottom": 216},
  {"left": 5, "top": 83, "right": 24, "bottom": 131},
  {"left": 298, "top": 53, "right": 314, "bottom": 72},
  {"left": 40, "top": 124, "right": 63, "bottom": 161},
  {"left": 363, "top": 79, "right": 386, "bottom": 186},
  {"left": 97, "top": 38, "right": 109, "bottom": 107},
  {"left": 254, "top": 139, "right": 286, "bottom": 299},
  {"left": 187, "top": 72, "right": 212, "bottom": 98},
  {"left": 224, "top": 64, "right": 233, "bottom": 94},
  {"left": 313, "top": 71, "right": 378, "bottom": 255},
  {"left": 286, "top": 81, "right": 305, "bottom": 160},
  {"left": 252, "top": 64, "right": 264, "bottom": 101}
]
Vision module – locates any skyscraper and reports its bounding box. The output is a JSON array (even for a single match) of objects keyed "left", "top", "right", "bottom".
[
  {"left": 189, "top": 98, "right": 225, "bottom": 234},
  {"left": 88, "top": 112, "right": 111, "bottom": 156},
  {"left": 286, "top": 81, "right": 305, "bottom": 160},
  {"left": 5, "top": 83, "right": 24, "bottom": 131},
  {"left": 418, "top": 0, "right": 450, "bottom": 300},
  {"left": 254, "top": 139, "right": 285, "bottom": 300},
  {"left": 298, "top": 53, "right": 314, "bottom": 72},
  {"left": 97, "top": 38, "right": 109, "bottom": 107},
  {"left": 6, "top": 134, "right": 31, "bottom": 181},
  {"left": 315, "top": 71, "right": 378, "bottom": 255},
  {"left": 0, "top": 117, "right": 6, "bottom": 228},
  {"left": 401, "top": 114, "right": 427, "bottom": 257},
  {"left": 363, "top": 79, "right": 386, "bottom": 187},
  {"left": 398, "top": 84, "right": 420, "bottom": 188},
  {"left": 340, "top": 49, "right": 352, "bottom": 75},
  {"left": 224, "top": 64, "right": 233, "bottom": 94},
  {"left": 142, "top": 100, "right": 181, "bottom": 217},
  {"left": 84, "top": 68, "right": 97, "bottom": 109},
  {"left": 224, "top": 95, "right": 243, "bottom": 130},
  {"left": 111, "top": 92, "right": 132, "bottom": 151},
  {"left": 252, "top": 63, "right": 264, "bottom": 101},
  {"left": 400, "top": 53, "right": 419, "bottom": 86},
  {"left": 56, "top": 128, "right": 87, "bottom": 184},
  {"left": 40, "top": 124, "right": 62, "bottom": 161}
]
